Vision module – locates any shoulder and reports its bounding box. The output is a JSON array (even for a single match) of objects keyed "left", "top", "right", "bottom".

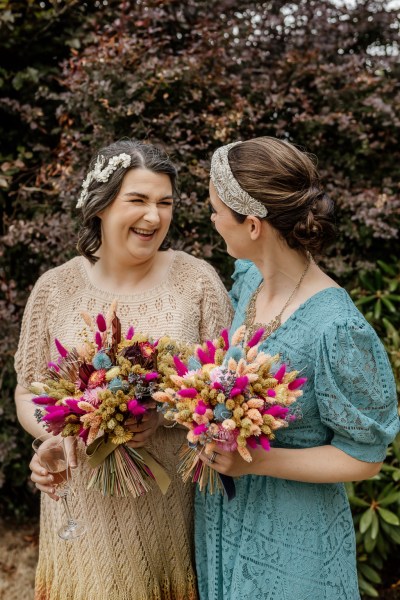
[
  {"left": 312, "top": 289, "right": 391, "bottom": 368},
  {"left": 172, "top": 251, "right": 225, "bottom": 285},
  {"left": 27, "top": 256, "right": 83, "bottom": 307}
]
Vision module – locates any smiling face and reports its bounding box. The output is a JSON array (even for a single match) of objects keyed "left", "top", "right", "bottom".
[{"left": 98, "top": 168, "right": 174, "bottom": 266}]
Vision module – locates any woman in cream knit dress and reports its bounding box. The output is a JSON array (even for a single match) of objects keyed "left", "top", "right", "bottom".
[{"left": 15, "top": 140, "right": 232, "bottom": 600}]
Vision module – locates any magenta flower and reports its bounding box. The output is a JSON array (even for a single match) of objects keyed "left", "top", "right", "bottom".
[
  {"left": 193, "top": 424, "right": 208, "bottom": 436},
  {"left": 126, "top": 326, "right": 135, "bottom": 340},
  {"left": 144, "top": 372, "right": 159, "bottom": 382},
  {"left": 47, "top": 362, "right": 60, "bottom": 372},
  {"left": 127, "top": 399, "right": 147, "bottom": 417},
  {"left": 96, "top": 313, "right": 107, "bottom": 332},
  {"left": 288, "top": 377, "right": 307, "bottom": 390},
  {"left": 194, "top": 400, "right": 208, "bottom": 415},
  {"left": 274, "top": 364, "right": 286, "bottom": 383},
  {"left": 54, "top": 338, "right": 68, "bottom": 358},
  {"left": 178, "top": 388, "right": 198, "bottom": 398},
  {"left": 173, "top": 355, "right": 188, "bottom": 377},
  {"left": 264, "top": 405, "right": 289, "bottom": 419},
  {"left": 247, "top": 328, "right": 265, "bottom": 348},
  {"left": 32, "top": 396, "right": 58, "bottom": 406},
  {"left": 220, "top": 329, "right": 230, "bottom": 351}
]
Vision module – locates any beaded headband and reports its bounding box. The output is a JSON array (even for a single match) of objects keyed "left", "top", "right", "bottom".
[
  {"left": 210, "top": 141, "right": 268, "bottom": 218},
  {"left": 76, "top": 153, "right": 132, "bottom": 208}
]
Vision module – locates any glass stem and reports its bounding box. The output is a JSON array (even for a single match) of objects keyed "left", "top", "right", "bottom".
[{"left": 61, "top": 494, "right": 77, "bottom": 528}]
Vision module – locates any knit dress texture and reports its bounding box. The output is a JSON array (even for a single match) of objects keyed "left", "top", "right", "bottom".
[
  {"left": 195, "top": 260, "right": 399, "bottom": 600},
  {"left": 15, "top": 251, "right": 233, "bottom": 600}
]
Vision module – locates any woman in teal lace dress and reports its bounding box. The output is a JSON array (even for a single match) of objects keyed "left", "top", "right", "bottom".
[{"left": 195, "top": 137, "right": 399, "bottom": 600}]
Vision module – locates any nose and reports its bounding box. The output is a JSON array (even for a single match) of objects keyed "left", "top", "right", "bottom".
[{"left": 144, "top": 204, "right": 161, "bottom": 226}]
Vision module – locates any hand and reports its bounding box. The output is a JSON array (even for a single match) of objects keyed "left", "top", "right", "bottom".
[
  {"left": 125, "top": 409, "right": 163, "bottom": 448},
  {"left": 30, "top": 436, "right": 78, "bottom": 501},
  {"left": 200, "top": 442, "right": 265, "bottom": 478}
]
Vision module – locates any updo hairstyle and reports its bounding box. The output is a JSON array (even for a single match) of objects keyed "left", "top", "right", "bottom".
[
  {"left": 227, "top": 137, "right": 335, "bottom": 255},
  {"left": 76, "top": 139, "right": 178, "bottom": 263}
]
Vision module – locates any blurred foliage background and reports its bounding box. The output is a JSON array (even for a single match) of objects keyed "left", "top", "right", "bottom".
[{"left": 0, "top": 0, "right": 399, "bottom": 596}]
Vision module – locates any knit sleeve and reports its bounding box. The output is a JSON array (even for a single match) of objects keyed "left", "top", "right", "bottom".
[
  {"left": 198, "top": 262, "right": 233, "bottom": 340},
  {"left": 315, "top": 317, "right": 399, "bottom": 463},
  {"left": 14, "top": 270, "right": 59, "bottom": 388}
]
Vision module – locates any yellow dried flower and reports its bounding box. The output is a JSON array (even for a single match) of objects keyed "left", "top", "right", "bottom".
[
  {"left": 225, "top": 399, "right": 235, "bottom": 410},
  {"left": 106, "top": 366, "right": 121, "bottom": 381},
  {"left": 111, "top": 430, "right": 133, "bottom": 445},
  {"left": 107, "top": 418, "right": 117, "bottom": 430}
]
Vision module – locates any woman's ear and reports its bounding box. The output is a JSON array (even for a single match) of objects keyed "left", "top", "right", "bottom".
[{"left": 247, "top": 216, "right": 262, "bottom": 241}]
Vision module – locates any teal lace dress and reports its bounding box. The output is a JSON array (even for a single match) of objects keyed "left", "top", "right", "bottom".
[{"left": 195, "top": 261, "right": 399, "bottom": 600}]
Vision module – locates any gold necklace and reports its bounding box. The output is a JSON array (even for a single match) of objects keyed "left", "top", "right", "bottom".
[{"left": 244, "top": 255, "right": 311, "bottom": 341}]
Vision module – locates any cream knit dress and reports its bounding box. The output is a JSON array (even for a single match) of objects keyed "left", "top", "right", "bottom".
[{"left": 15, "top": 251, "right": 233, "bottom": 600}]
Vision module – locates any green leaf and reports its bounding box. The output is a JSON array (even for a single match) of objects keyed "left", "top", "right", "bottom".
[
  {"left": 348, "top": 496, "right": 370, "bottom": 508},
  {"left": 377, "top": 260, "right": 396, "bottom": 276},
  {"left": 381, "top": 297, "right": 396, "bottom": 313},
  {"left": 370, "top": 511, "right": 379, "bottom": 540},
  {"left": 357, "top": 574, "right": 379, "bottom": 597},
  {"left": 360, "top": 508, "right": 374, "bottom": 533},
  {"left": 363, "top": 526, "right": 376, "bottom": 553},
  {"left": 358, "top": 563, "right": 382, "bottom": 584},
  {"left": 373, "top": 298, "right": 382, "bottom": 320},
  {"left": 377, "top": 507, "right": 400, "bottom": 525},
  {"left": 379, "top": 492, "right": 400, "bottom": 507}
]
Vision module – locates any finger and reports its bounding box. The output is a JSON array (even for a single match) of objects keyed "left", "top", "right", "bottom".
[
  {"left": 29, "top": 455, "right": 49, "bottom": 476},
  {"left": 34, "top": 482, "right": 60, "bottom": 500}
]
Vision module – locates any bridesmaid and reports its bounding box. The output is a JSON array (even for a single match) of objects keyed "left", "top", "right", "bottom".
[{"left": 195, "top": 137, "right": 399, "bottom": 600}]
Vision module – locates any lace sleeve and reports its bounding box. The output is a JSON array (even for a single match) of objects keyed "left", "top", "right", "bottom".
[
  {"left": 315, "top": 317, "right": 399, "bottom": 463},
  {"left": 199, "top": 263, "right": 233, "bottom": 340},
  {"left": 14, "top": 270, "right": 58, "bottom": 388}
]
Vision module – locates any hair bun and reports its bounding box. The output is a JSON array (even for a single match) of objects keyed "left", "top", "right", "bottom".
[{"left": 290, "top": 191, "right": 336, "bottom": 254}]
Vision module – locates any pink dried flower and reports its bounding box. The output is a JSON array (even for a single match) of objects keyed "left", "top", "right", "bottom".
[
  {"left": 178, "top": 388, "right": 198, "bottom": 398},
  {"left": 96, "top": 313, "right": 107, "bottom": 332},
  {"left": 126, "top": 326, "right": 134, "bottom": 340},
  {"left": 54, "top": 338, "right": 68, "bottom": 358},
  {"left": 247, "top": 328, "right": 265, "bottom": 348},
  {"left": 288, "top": 377, "right": 307, "bottom": 390},
  {"left": 173, "top": 355, "right": 188, "bottom": 377}
]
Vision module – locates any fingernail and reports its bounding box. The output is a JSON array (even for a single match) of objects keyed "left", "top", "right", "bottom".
[
  {"left": 48, "top": 476, "right": 54, "bottom": 482},
  {"left": 41, "top": 469, "right": 47, "bottom": 475}
]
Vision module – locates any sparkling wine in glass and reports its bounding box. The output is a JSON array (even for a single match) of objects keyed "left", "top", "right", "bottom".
[{"left": 32, "top": 436, "right": 86, "bottom": 541}]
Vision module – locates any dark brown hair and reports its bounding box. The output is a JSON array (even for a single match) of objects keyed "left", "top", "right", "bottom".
[
  {"left": 227, "top": 137, "right": 336, "bottom": 255},
  {"left": 76, "top": 139, "right": 178, "bottom": 263}
]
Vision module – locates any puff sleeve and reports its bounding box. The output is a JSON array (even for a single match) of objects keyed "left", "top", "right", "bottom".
[{"left": 315, "top": 317, "right": 399, "bottom": 463}]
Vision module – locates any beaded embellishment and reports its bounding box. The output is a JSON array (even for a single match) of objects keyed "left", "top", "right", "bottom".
[
  {"left": 76, "top": 153, "right": 132, "bottom": 208},
  {"left": 210, "top": 141, "right": 268, "bottom": 218}
]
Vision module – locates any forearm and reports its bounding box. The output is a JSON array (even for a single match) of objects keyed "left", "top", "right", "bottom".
[
  {"left": 251, "top": 444, "right": 382, "bottom": 483},
  {"left": 15, "top": 384, "right": 48, "bottom": 439}
]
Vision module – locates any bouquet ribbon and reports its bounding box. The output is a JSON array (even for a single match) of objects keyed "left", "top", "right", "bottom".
[{"left": 86, "top": 437, "right": 171, "bottom": 495}]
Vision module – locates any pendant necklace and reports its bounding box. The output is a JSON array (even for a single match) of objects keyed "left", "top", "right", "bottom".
[{"left": 244, "top": 254, "right": 312, "bottom": 342}]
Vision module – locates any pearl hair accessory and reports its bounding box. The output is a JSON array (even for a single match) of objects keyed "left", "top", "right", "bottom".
[
  {"left": 76, "top": 153, "right": 132, "bottom": 208},
  {"left": 210, "top": 141, "right": 268, "bottom": 218}
]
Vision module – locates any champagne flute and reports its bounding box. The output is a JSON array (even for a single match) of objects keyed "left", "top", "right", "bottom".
[{"left": 32, "top": 435, "right": 86, "bottom": 541}]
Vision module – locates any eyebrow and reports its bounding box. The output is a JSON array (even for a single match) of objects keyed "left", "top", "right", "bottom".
[{"left": 124, "top": 192, "right": 174, "bottom": 201}]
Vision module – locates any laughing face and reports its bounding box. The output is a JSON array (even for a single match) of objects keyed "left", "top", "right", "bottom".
[{"left": 98, "top": 168, "right": 174, "bottom": 265}]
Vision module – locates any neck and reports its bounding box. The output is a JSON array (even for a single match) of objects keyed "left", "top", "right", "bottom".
[
  {"left": 87, "top": 249, "right": 170, "bottom": 293},
  {"left": 249, "top": 234, "right": 310, "bottom": 301}
]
